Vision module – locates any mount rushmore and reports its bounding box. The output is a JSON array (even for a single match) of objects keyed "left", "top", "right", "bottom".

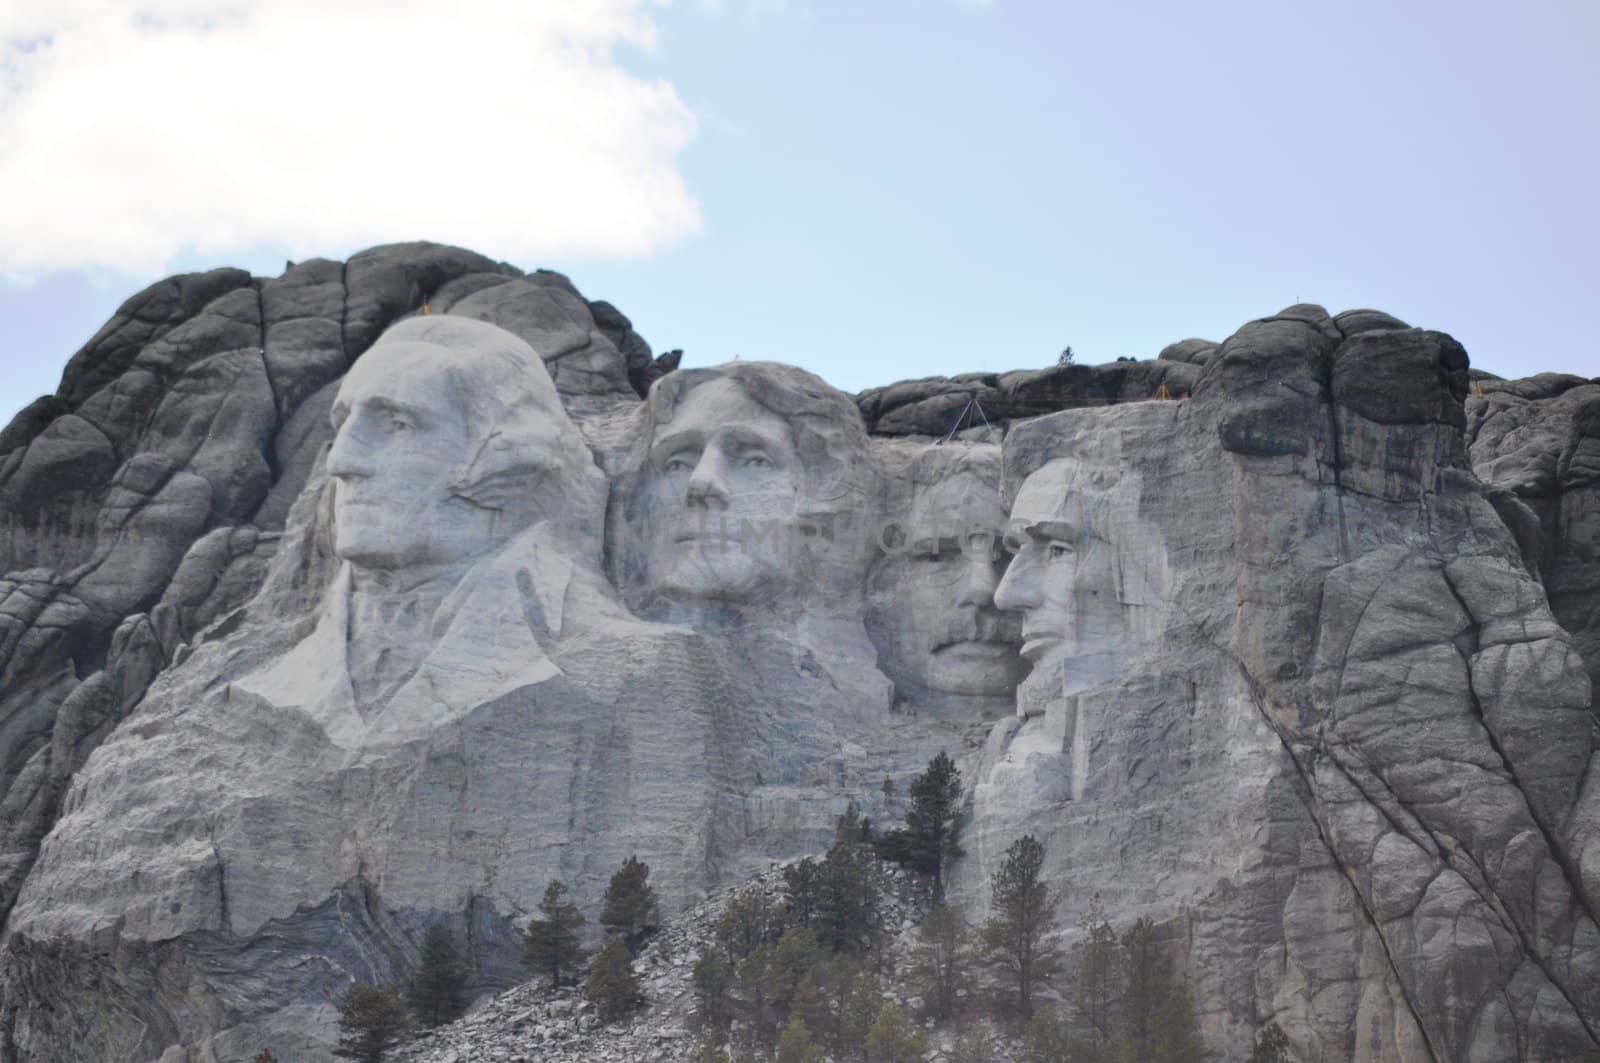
[{"left": 0, "top": 242, "right": 1596, "bottom": 1061}]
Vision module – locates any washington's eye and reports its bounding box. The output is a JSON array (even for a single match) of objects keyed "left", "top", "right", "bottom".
[
  {"left": 386, "top": 417, "right": 414, "bottom": 433},
  {"left": 740, "top": 453, "right": 773, "bottom": 469}
]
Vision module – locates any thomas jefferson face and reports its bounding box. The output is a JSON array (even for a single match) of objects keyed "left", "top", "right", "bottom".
[
  {"left": 993, "top": 462, "right": 1124, "bottom": 671},
  {"left": 328, "top": 341, "right": 505, "bottom": 573},
  {"left": 871, "top": 470, "right": 1025, "bottom": 697},
  {"left": 642, "top": 378, "right": 805, "bottom": 603}
]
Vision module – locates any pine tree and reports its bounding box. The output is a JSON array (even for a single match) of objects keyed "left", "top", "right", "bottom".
[
  {"left": 1120, "top": 916, "right": 1168, "bottom": 1051},
  {"left": 864, "top": 1003, "right": 929, "bottom": 1063},
  {"left": 692, "top": 945, "right": 736, "bottom": 1033},
  {"left": 788, "top": 975, "right": 833, "bottom": 1046},
  {"left": 763, "top": 928, "right": 828, "bottom": 1017},
  {"left": 784, "top": 841, "right": 881, "bottom": 954},
  {"left": 910, "top": 901, "right": 970, "bottom": 1020},
  {"left": 1248, "top": 1022, "right": 1291, "bottom": 1063},
  {"left": 950, "top": 1022, "right": 997, "bottom": 1063},
  {"left": 688, "top": 1041, "right": 732, "bottom": 1063},
  {"left": 1151, "top": 984, "right": 1205, "bottom": 1063},
  {"left": 734, "top": 942, "right": 778, "bottom": 1045},
  {"left": 1020, "top": 1005, "right": 1072, "bottom": 1063},
  {"left": 776, "top": 1015, "right": 825, "bottom": 1063},
  {"left": 585, "top": 936, "right": 645, "bottom": 1022},
  {"left": 1074, "top": 899, "right": 1120, "bottom": 1046},
  {"left": 600, "top": 855, "right": 661, "bottom": 955},
  {"left": 980, "top": 834, "right": 1062, "bottom": 1017},
  {"left": 837, "top": 969, "right": 884, "bottom": 1056},
  {"left": 407, "top": 922, "right": 466, "bottom": 1028},
  {"left": 521, "top": 880, "right": 588, "bottom": 987},
  {"left": 876, "top": 751, "right": 963, "bottom": 894},
  {"left": 331, "top": 983, "right": 408, "bottom": 1063},
  {"left": 714, "top": 890, "right": 781, "bottom": 963},
  {"left": 835, "top": 800, "right": 872, "bottom": 845}
]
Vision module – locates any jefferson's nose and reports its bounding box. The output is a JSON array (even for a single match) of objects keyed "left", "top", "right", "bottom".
[{"left": 686, "top": 449, "right": 732, "bottom": 510}]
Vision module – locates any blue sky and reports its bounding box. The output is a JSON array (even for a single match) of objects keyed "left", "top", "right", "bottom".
[{"left": 2, "top": 0, "right": 1596, "bottom": 425}]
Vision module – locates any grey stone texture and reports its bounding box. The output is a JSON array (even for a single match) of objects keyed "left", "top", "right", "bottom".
[{"left": 0, "top": 244, "right": 1594, "bottom": 1063}]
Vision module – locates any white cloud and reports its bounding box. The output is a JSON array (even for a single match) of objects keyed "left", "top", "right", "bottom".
[{"left": 0, "top": 0, "right": 701, "bottom": 274}]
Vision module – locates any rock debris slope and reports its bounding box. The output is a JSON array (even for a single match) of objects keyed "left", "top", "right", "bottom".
[{"left": 0, "top": 244, "right": 1593, "bottom": 1062}]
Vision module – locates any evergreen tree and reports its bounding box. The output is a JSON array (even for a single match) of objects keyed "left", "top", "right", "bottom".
[
  {"left": 692, "top": 946, "right": 736, "bottom": 1033},
  {"left": 521, "top": 880, "right": 588, "bottom": 987},
  {"left": 600, "top": 855, "right": 661, "bottom": 955},
  {"left": 910, "top": 901, "right": 970, "bottom": 1020},
  {"left": 1247, "top": 1022, "right": 1291, "bottom": 1063},
  {"left": 1119, "top": 916, "right": 1163, "bottom": 1049},
  {"left": 837, "top": 969, "right": 885, "bottom": 1057},
  {"left": 788, "top": 975, "right": 833, "bottom": 1046},
  {"left": 331, "top": 983, "right": 408, "bottom": 1063},
  {"left": 407, "top": 922, "right": 466, "bottom": 1028},
  {"left": 714, "top": 890, "right": 781, "bottom": 963},
  {"left": 1020, "top": 1005, "right": 1072, "bottom": 1063},
  {"left": 734, "top": 942, "right": 779, "bottom": 1045},
  {"left": 980, "top": 834, "right": 1062, "bottom": 1017},
  {"left": 688, "top": 1041, "right": 732, "bottom": 1063},
  {"left": 876, "top": 752, "right": 963, "bottom": 894},
  {"left": 776, "top": 1015, "right": 825, "bottom": 1063},
  {"left": 1150, "top": 984, "right": 1205, "bottom": 1063},
  {"left": 950, "top": 1022, "right": 997, "bottom": 1063},
  {"left": 835, "top": 800, "right": 872, "bottom": 845},
  {"left": 785, "top": 841, "right": 881, "bottom": 954},
  {"left": 864, "top": 1003, "right": 929, "bottom": 1063},
  {"left": 764, "top": 928, "right": 828, "bottom": 1017},
  {"left": 1074, "top": 899, "right": 1119, "bottom": 1046},
  {"left": 585, "top": 936, "right": 645, "bottom": 1022}
]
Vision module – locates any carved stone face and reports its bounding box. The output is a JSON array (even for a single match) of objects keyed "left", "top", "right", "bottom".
[
  {"left": 641, "top": 378, "right": 804, "bottom": 603},
  {"left": 328, "top": 341, "right": 505, "bottom": 574},
  {"left": 871, "top": 469, "right": 1025, "bottom": 697},
  {"left": 994, "top": 461, "right": 1126, "bottom": 673}
]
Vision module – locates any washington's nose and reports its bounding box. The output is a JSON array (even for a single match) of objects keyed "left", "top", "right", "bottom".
[
  {"left": 326, "top": 428, "right": 372, "bottom": 481},
  {"left": 686, "top": 449, "right": 732, "bottom": 510},
  {"left": 993, "top": 551, "right": 1043, "bottom": 612}
]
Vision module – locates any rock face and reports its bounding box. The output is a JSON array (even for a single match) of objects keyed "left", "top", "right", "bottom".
[{"left": 0, "top": 247, "right": 1595, "bottom": 1062}]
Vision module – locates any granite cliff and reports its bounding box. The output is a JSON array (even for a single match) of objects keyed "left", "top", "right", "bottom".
[{"left": 0, "top": 243, "right": 1595, "bottom": 1061}]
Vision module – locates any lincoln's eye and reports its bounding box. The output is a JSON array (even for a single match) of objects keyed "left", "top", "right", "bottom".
[
  {"left": 663, "top": 452, "right": 696, "bottom": 472},
  {"left": 1048, "top": 542, "right": 1072, "bottom": 560}
]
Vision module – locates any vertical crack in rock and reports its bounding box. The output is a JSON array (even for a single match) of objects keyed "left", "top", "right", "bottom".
[
  {"left": 1234, "top": 671, "right": 1443, "bottom": 1062},
  {"left": 1321, "top": 351, "right": 1353, "bottom": 564},
  {"left": 209, "top": 836, "right": 230, "bottom": 933},
  {"left": 1437, "top": 566, "right": 1600, "bottom": 1050}
]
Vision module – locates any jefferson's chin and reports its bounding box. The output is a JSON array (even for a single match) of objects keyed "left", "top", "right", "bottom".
[{"left": 649, "top": 553, "right": 785, "bottom": 606}]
